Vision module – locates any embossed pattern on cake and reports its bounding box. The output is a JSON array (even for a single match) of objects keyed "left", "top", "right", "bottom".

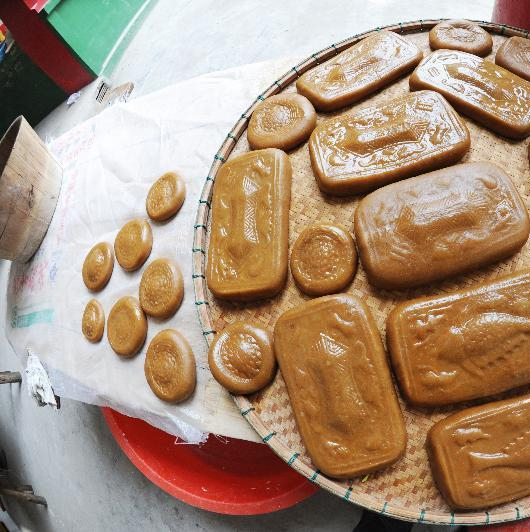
[
  {"left": 387, "top": 270, "right": 530, "bottom": 406},
  {"left": 410, "top": 49, "right": 530, "bottom": 138},
  {"left": 428, "top": 395, "right": 530, "bottom": 509},
  {"left": 296, "top": 30, "right": 422, "bottom": 112},
  {"left": 354, "top": 161, "right": 530, "bottom": 289},
  {"left": 206, "top": 148, "right": 291, "bottom": 301},
  {"left": 274, "top": 294, "right": 407, "bottom": 479},
  {"left": 309, "top": 90, "right": 469, "bottom": 195},
  {"left": 496, "top": 36, "right": 530, "bottom": 82}
]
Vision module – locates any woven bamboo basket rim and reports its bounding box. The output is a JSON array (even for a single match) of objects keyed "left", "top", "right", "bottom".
[{"left": 192, "top": 19, "right": 530, "bottom": 525}]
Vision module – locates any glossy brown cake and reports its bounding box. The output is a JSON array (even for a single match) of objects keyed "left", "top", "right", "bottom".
[
  {"left": 114, "top": 218, "right": 153, "bottom": 272},
  {"left": 290, "top": 224, "right": 357, "bottom": 296},
  {"left": 146, "top": 171, "right": 186, "bottom": 222},
  {"left": 354, "top": 162, "right": 529, "bottom": 289},
  {"left": 309, "top": 90, "right": 469, "bottom": 195},
  {"left": 387, "top": 270, "right": 530, "bottom": 406},
  {"left": 144, "top": 329, "right": 196, "bottom": 403},
  {"left": 82, "top": 242, "right": 114, "bottom": 291},
  {"left": 296, "top": 30, "right": 422, "bottom": 111},
  {"left": 410, "top": 50, "right": 530, "bottom": 139},
  {"left": 274, "top": 294, "right": 406, "bottom": 479},
  {"left": 429, "top": 20, "right": 492, "bottom": 56},
  {"left": 81, "top": 299, "right": 105, "bottom": 343},
  {"left": 428, "top": 395, "right": 530, "bottom": 509},
  {"left": 107, "top": 296, "right": 147, "bottom": 357},
  {"left": 247, "top": 93, "right": 316, "bottom": 151},
  {"left": 206, "top": 149, "right": 291, "bottom": 301},
  {"left": 139, "top": 258, "right": 183, "bottom": 319},
  {"left": 208, "top": 321, "right": 276, "bottom": 394},
  {"left": 496, "top": 36, "right": 530, "bottom": 81}
]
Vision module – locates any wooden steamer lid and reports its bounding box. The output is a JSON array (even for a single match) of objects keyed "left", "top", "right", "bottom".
[{"left": 0, "top": 116, "right": 62, "bottom": 262}]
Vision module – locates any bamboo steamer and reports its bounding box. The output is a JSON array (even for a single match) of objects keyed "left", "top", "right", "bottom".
[{"left": 0, "top": 116, "right": 62, "bottom": 262}]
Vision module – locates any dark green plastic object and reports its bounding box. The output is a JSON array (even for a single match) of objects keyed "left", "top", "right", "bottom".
[{"left": 0, "top": 44, "right": 66, "bottom": 135}]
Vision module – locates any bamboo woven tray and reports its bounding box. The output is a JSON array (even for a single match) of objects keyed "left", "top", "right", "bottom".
[{"left": 193, "top": 19, "right": 530, "bottom": 526}]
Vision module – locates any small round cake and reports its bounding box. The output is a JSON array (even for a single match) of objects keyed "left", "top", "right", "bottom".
[
  {"left": 107, "top": 296, "right": 147, "bottom": 357},
  {"left": 290, "top": 224, "right": 357, "bottom": 296},
  {"left": 144, "top": 329, "right": 196, "bottom": 403},
  {"left": 82, "top": 242, "right": 114, "bottom": 291},
  {"left": 208, "top": 322, "right": 276, "bottom": 395},
  {"left": 429, "top": 20, "right": 492, "bottom": 56},
  {"left": 114, "top": 218, "right": 153, "bottom": 272},
  {"left": 139, "top": 258, "right": 184, "bottom": 319},
  {"left": 247, "top": 93, "right": 316, "bottom": 151},
  {"left": 82, "top": 299, "right": 105, "bottom": 342},
  {"left": 146, "top": 172, "right": 186, "bottom": 222}
]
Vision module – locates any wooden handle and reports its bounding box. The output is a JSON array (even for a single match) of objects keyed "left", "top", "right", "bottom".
[{"left": 0, "top": 372, "right": 21, "bottom": 384}]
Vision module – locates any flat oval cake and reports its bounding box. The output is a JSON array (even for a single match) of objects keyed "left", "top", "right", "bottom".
[
  {"left": 428, "top": 395, "right": 530, "bottom": 509},
  {"left": 82, "top": 242, "right": 114, "bottom": 291},
  {"left": 144, "top": 329, "right": 196, "bottom": 403},
  {"left": 82, "top": 299, "right": 105, "bottom": 343},
  {"left": 354, "top": 162, "right": 530, "bottom": 290},
  {"left": 107, "top": 296, "right": 147, "bottom": 357},
  {"left": 206, "top": 148, "right": 291, "bottom": 301},
  {"left": 296, "top": 30, "right": 422, "bottom": 112},
  {"left": 208, "top": 321, "right": 276, "bottom": 395},
  {"left": 146, "top": 171, "right": 186, "bottom": 222},
  {"left": 387, "top": 270, "right": 530, "bottom": 406},
  {"left": 290, "top": 224, "right": 357, "bottom": 296},
  {"left": 429, "top": 20, "right": 492, "bottom": 56},
  {"left": 309, "top": 90, "right": 469, "bottom": 195},
  {"left": 496, "top": 36, "right": 530, "bottom": 81},
  {"left": 274, "top": 294, "right": 407, "bottom": 479},
  {"left": 410, "top": 49, "right": 530, "bottom": 139},
  {"left": 247, "top": 93, "right": 316, "bottom": 151},
  {"left": 114, "top": 218, "right": 153, "bottom": 272},
  {"left": 139, "top": 258, "right": 183, "bottom": 319}
]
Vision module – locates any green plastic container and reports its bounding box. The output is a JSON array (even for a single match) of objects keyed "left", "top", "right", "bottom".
[{"left": 44, "top": 0, "right": 153, "bottom": 76}]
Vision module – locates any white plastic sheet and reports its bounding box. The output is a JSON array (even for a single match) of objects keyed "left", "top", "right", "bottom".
[{"left": 5, "top": 57, "right": 300, "bottom": 443}]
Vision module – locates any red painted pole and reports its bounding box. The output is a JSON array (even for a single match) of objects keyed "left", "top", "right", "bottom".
[{"left": 492, "top": 0, "right": 530, "bottom": 31}]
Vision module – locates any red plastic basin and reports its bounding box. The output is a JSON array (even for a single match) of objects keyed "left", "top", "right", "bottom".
[{"left": 101, "top": 407, "right": 318, "bottom": 514}]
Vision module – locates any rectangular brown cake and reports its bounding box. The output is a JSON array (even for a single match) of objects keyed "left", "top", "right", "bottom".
[
  {"left": 410, "top": 49, "right": 530, "bottom": 139},
  {"left": 206, "top": 148, "right": 291, "bottom": 300},
  {"left": 387, "top": 270, "right": 530, "bottom": 406},
  {"left": 297, "top": 30, "right": 422, "bottom": 111},
  {"left": 354, "top": 161, "right": 529, "bottom": 289},
  {"left": 428, "top": 395, "right": 530, "bottom": 509},
  {"left": 274, "top": 294, "right": 406, "bottom": 479},
  {"left": 309, "top": 90, "right": 469, "bottom": 195}
]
